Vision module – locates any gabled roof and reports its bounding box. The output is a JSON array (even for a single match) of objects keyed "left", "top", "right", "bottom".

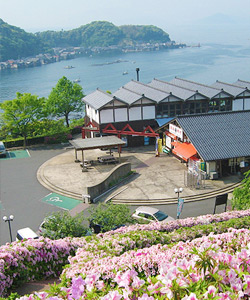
[
  {"left": 83, "top": 89, "right": 114, "bottom": 110},
  {"left": 234, "top": 79, "right": 250, "bottom": 90},
  {"left": 113, "top": 87, "right": 151, "bottom": 105},
  {"left": 211, "top": 80, "right": 249, "bottom": 97},
  {"left": 123, "top": 80, "right": 170, "bottom": 102},
  {"left": 170, "top": 77, "right": 233, "bottom": 99},
  {"left": 175, "top": 110, "right": 250, "bottom": 161},
  {"left": 149, "top": 78, "right": 208, "bottom": 101}
]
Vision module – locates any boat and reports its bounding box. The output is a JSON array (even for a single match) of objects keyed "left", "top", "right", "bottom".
[
  {"left": 64, "top": 65, "right": 75, "bottom": 69},
  {"left": 122, "top": 71, "right": 128, "bottom": 75},
  {"left": 74, "top": 78, "right": 81, "bottom": 83}
]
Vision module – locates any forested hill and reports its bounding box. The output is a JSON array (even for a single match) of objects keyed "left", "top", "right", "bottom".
[
  {"left": 0, "top": 19, "right": 172, "bottom": 61},
  {"left": 37, "top": 21, "right": 171, "bottom": 48},
  {"left": 0, "top": 19, "right": 45, "bottom": 61}
]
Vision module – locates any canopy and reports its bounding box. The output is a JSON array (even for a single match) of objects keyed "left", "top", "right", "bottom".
[
  {"left": 172, "top": 142, "right": 197, "bottom": 162},
  {"left": 70, "top": 136, "right": 126, "bottom": 163}
]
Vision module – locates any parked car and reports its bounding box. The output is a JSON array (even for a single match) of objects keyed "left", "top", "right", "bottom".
[
  {"left": 16, "top": 227, "right": 39, "bottom": 241},
  {"left": 132, "top": 206, "right": 174, "bottom": 223},
  {"left": 38, "top": 216, "right": 56, "bottom": 235},
  {"left": 0, "top": 141, "right": 7, "bottom": 158}
]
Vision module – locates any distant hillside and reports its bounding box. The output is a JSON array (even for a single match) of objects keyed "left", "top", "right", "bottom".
[
  {"left": 0, "top": 19, "right": 45, "bottom": 61},
  {"left": 0, "top": 20, "right": 172, "bottom": 61},
  {"left": 37, "top": 21, "right": 171, "bottom": 48},
  {"left": 120, "top": 25, "right": 170, "bottom": 44}
]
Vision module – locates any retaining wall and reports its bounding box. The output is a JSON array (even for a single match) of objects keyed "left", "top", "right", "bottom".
[{"left": 86, "top": 162, "right": 131, "bottom": 202}]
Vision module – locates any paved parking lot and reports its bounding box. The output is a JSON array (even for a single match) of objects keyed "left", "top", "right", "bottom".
[{"left": 0, "top": 143, "right": 240, "bottom": 245}]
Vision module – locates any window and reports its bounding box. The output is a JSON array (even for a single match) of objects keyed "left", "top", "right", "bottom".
[{"left": 195, "top": 102, "right": 201, "bottom": 114}]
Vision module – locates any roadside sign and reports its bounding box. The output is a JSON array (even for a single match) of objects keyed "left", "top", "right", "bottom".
[
  {"left": 213, "top": 193, "right": 228, "bottom": 214},
  {"left": 177, "top": 198, "right": 184, "bottom": 219},
  {"left": 42, "top": 193, "right": 82, "bottom": 210}
]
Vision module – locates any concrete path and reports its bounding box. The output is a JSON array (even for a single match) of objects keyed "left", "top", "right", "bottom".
[{"left": 37, "top": 145, "right": 242, "bottom": 205}]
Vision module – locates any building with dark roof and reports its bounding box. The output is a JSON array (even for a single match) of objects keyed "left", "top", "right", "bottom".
[
  {"left": 156, "top": 110, "right": 250, "bottom": 179},
  {"left": 82, "top": 77, "right": 250, "bottom": 146}
]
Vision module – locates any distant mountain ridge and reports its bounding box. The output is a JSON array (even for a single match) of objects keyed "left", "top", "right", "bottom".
[{"left": 0, "top": 19, "right": 171, "bottom": 61}]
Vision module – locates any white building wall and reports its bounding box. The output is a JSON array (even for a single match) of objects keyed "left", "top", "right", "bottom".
[
  {"left": 245, "top": 99, "right": 250, "bottom": 109},
  {"left": 86, "top": 106, "right": 99, "bottom": 123},
  {"left": 100, "top": 109, "right": 114, "bottom": 124},
  {"left": 129, "top": 107, "right": 141, "bottom": 121},
  {"left": 232, "top": 99, "right": 244, "bottom": 110},
  {"left": 143, "top": 106, "right": 155, "bottom": 119},
  {"left": 115, "top": 108, "right": 128, "bottom": 122}
]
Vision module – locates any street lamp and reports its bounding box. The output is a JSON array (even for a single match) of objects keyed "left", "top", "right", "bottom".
[
  {"left": 175, "top": 188, "right": 184, "bottom": 219},
  {"left": 3, "top": 215, "right": 14, "bottom": 242},
  {"left": 174, "top": 187, "right": 183, "bottom": 198}
]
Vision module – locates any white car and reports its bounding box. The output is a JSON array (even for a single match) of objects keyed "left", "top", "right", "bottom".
[
  {"left": 16, "top": 227, "right": 39, "bottom": 241},
  {"left": 132, "top": 206, "right": 174, "bottom": 223}
]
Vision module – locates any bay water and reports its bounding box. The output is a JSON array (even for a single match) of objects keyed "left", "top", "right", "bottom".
[{"left": 0, "top": 43, "right": 250, "bottom": 103}]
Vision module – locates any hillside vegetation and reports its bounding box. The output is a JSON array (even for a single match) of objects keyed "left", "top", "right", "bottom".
[
  {"left": 0, "top": 19, "right": 171, "bottom": 61},
  {"left": 0, "top": 19, "right": 45, "bottom": 61}
]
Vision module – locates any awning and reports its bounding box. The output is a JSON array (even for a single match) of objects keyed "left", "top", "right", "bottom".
[
  {"left": 171, "top": 141, "right": 181, "bottom": 147},
  {"left": 156, "top": 118, "right": 174, "bottom": 127},
  {"left": 172, "top": 142, "right": 197, "bottom": 162}
]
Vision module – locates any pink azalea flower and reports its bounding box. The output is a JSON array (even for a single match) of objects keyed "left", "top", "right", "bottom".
[
  {"left": 138, "top": 294, "right": 155, "bottom": 300},
  {"left": 101, "top": 290, "right": 122, "bottom": 300}
]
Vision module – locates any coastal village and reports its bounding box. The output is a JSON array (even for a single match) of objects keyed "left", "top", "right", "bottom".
[{"left": 0, "top": 41, "right": 185, "bottom": 70}]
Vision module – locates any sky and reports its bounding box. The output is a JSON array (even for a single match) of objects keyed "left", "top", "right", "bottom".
[{"left": 1, "top": 0, "right": 250, "bottom": 45}]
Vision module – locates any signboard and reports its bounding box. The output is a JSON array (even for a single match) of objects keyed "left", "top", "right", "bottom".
[
  {"left": 177, "top": 198, "right": 184, "bottom": 219},
  {"left": 169, "top": 124, "right": 183, "bottom": 140},
  {"left": 213, "top": 194, "right": 228, "bottom": 214},
  {"left": 165, "top": 135, "right": 172, "bottom": 149}
]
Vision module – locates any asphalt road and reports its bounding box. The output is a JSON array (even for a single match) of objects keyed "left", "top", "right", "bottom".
[
  {"left": 0, "top": 145, "right": 68, "bottom": 245},
  {"left": 0, "top": 144, "right": 227, "bottom": 246}
]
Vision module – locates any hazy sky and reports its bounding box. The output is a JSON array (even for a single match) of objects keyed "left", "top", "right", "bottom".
[{"left": 1, "top": 0, "right": 250, "bottom": 44}]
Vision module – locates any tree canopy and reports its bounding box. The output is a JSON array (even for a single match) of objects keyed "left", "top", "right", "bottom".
[
  {"left": 231, "top": 170, "right": 250, "bottom": 210},
  {"left": 40, "top": 211, "right": 90, "bottom": 239},
  {"left": 46, "top": 76, "right": 84, "bottom": 127},
  {"left": 87, "top": 203, "right": 135, "bottom": 233},
  {"left": 0, "top": 92, "right": 46, "bottom": 147}
]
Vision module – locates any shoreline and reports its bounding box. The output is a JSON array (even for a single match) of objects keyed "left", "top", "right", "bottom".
[{"left": 0, "top": 42, "right": 186, "bottom": 71}]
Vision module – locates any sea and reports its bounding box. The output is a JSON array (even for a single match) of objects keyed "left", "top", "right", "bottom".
[{"left": 1, "top": 43, "right": 250, "bottom": 105}]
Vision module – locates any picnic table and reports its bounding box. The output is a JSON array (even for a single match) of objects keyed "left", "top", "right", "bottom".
[{"left": 97, "top": 155, "right": 117, "bottom": 164}]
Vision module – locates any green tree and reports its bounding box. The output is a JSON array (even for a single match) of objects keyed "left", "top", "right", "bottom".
[
  {"left": 46, "top": 76, "right": 84, "bottom": 127},
  {"left": 231, "top": 170, "right": 250, "bottom": 210},
  {"left": 40, "top": 211, "right": 90, "bottom": 239},
  {"left": 0, "top": 93, "right": 46, "bottom": 148},
  {"left": 88, "top": 203, "right": 135, "bottom": 233}
]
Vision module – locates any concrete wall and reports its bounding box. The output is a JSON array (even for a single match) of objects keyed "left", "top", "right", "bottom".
[{"left": 86, "top": 162, "right": 131, "bottom": 201}]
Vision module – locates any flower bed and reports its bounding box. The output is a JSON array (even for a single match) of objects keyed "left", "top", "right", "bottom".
[
  {"left": 100, "top": 208, "right": 250, "bottom": 237},
  {"left": 0, "top": 237, "right": 86, "bottom": 296},
  {"left": 1, "top": 209, "right": 250, "bottom": 298},
  {"left": 17, "top": 228, "right": 250, "bottom": 299}
]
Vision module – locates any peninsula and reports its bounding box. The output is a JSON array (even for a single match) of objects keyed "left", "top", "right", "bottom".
[{"left": 0, "top": 20, "right": 186, "bottom": 70}]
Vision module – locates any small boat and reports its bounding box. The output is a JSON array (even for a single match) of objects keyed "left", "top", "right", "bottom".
[
  {"left": 122, "top": 71, "right": 128, "bottom": 75},
  {"left": 64, "top": 65, "right": 75, "bottom": 69},
  {"left": 74, "top": 78, "right": 81, "bottom": 83}
]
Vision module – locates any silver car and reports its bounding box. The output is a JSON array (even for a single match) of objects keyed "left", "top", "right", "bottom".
[{"left": 132, "top": 206, "right": 174, "bottom": 223}]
